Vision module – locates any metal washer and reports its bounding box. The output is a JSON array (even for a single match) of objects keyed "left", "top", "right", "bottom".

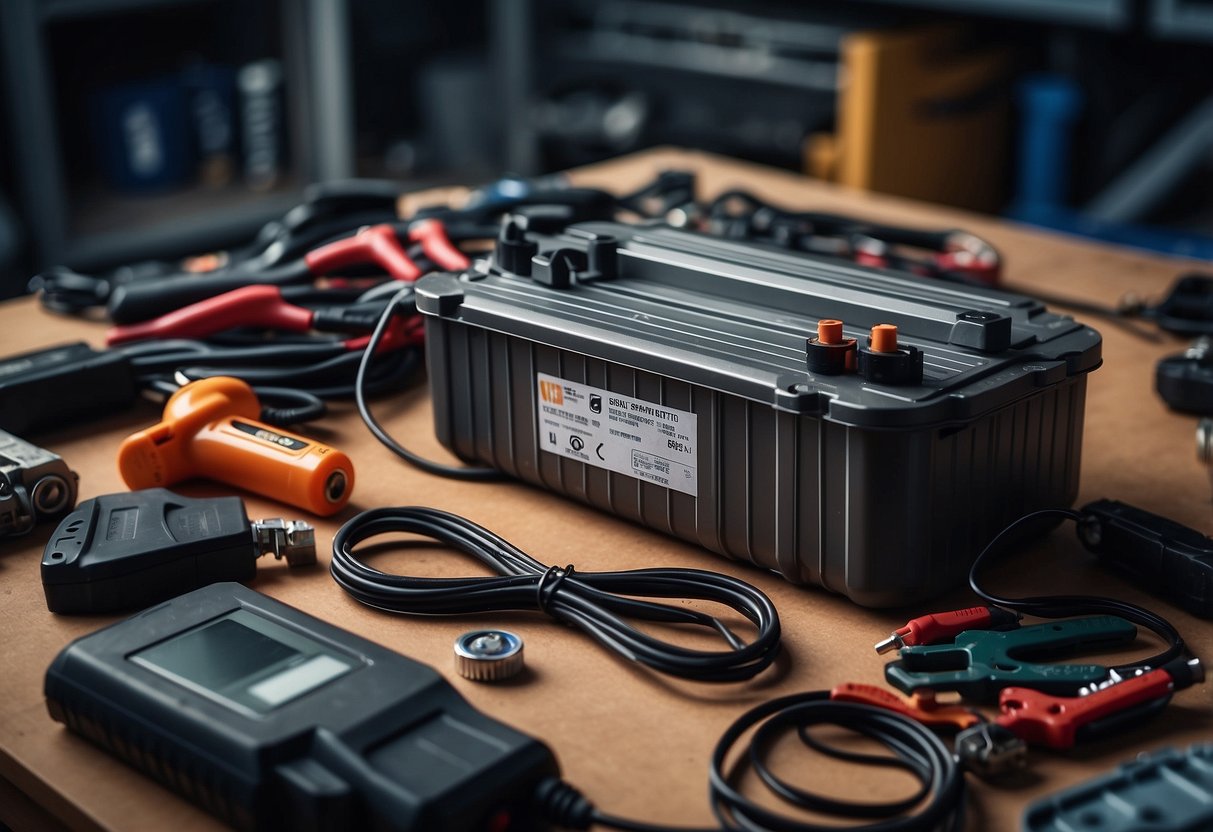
[{"left": 454, "top": 629, "right": 525, "bottom": 682}]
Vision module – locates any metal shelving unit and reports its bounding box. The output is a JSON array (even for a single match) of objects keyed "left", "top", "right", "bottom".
[
  {"left": 1152, "top": 0, "right": 1213, "bottom": 41},
  {"left": 858, "top": 0, "right": 1133, "bottom": 29},
  {"left": 0, "top": 0, "right": 354, "bottom": 272}
]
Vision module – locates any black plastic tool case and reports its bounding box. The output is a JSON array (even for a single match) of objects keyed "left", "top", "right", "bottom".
[{"left": 416, "top": 221, "right": 1101, "bottom": 606}]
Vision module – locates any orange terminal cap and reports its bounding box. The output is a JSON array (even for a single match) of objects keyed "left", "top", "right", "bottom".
[
  {"left": 870, "top": 324, "right": 899, "bottom": 353},
  {"left": 817, "top": 319, "right": 844, "bottom": 345}
]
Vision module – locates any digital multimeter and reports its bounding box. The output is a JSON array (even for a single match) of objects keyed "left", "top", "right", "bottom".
[{"left": 45, "top": 583, "right": 559, "bottom": 831}]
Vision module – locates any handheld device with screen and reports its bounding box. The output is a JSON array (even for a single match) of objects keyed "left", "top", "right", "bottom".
[{"left": 44, "top": 583, "right": 559, "bottom": 831}]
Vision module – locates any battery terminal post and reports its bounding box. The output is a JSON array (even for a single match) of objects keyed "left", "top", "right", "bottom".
[
  {"left": 805, "top": 318, "right": 857, "bottom": 375},
  {"left": 858, "top": 323, "right": 925, "bottom": 385}
]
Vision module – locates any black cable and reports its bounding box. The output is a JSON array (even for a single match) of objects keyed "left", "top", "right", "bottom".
[
  {"left": 616, "top": 170, "right": 698, "bottom": 218},
  {"left": 29, "top": 267, "right": 112, "bottom": 314},
  {"left": 120, "top": 338, "right": 347, "bottom": 368},
  {"left": 121, "top": 335, "right": 418, "bottom": 402},
  {"left": 177, "top": 350, "right": 391, "bottom": 388},
  {"left": 355, "top": 286, "right": 504, "bottom": 480},
  {"left": 534, "top": 692, "right": 965, "bottom": 832},
  {"left": 968, "top": 508, "right": 1187, "bottom": 673},
  {"left": 998, "top": 283, "right": 1164, "bottom": 343},
  {"left": 250, "top": 386, "right": 327, "bottom": 425},
  {"left": 330, "top": 507, "right": 782, "bottom": 683}
]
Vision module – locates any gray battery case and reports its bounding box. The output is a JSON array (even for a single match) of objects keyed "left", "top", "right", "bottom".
[{"left": 416, "top": 221, "right": 1101, "bottom": 607}]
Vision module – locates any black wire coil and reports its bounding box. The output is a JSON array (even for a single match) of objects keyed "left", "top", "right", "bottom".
[
  {"left": 330, "top": 507, "right": 782, "bottom": 683},
  {"left": 533, "top": 691, "right": 966, "bottom": 832}
]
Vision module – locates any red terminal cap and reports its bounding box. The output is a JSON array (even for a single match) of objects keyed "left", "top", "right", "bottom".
[{"left": 870, "top": 324, "right": 899, "bottom": 353}]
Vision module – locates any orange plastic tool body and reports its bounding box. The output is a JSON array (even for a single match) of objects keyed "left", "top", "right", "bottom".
[
  {"left": 118, "top": 377, "right": 354, "bottom": 516},
  {"left": 829, "top": 682, "right": 980, "bottom": 730}
]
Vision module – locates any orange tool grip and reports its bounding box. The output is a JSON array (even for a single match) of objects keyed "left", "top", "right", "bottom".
[{"left": 117, "top": 377, "right": 354, "bottom": 516}]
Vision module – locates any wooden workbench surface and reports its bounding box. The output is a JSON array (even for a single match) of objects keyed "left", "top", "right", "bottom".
[{"left": 1, "top": 148, "right": 1210, "bottom": 832}]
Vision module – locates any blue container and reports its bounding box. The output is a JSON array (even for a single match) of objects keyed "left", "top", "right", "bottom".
[{"left": 93, "top": 77, "right": 193, "bottom": 192}]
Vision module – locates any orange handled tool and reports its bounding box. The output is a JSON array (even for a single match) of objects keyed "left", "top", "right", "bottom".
[{"left": 118, "top": 377, "right": 354, "bottom": 516}]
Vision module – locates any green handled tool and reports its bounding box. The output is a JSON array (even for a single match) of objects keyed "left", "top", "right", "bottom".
[{"left": 884, "top": 616, "right": 1138, "bottom": 702}]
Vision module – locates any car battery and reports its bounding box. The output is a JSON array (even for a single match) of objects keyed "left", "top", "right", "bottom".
[{"left": 415, "top": 220, "right": 1101, "bottom": 606}]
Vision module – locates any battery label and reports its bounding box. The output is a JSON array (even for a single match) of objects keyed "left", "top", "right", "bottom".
[{"left": 536, "top": 373, "right": 698, "bottom": 496}]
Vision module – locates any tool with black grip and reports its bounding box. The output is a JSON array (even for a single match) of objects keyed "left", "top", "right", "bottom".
[
  {"left": 1077, "top": 499, "right": 1213, "bottom": 618},
  {"left": 0, "top": 430, "right": 78, "bottom": 539}
]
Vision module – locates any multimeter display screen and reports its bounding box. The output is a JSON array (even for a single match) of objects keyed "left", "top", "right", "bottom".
[{"left": 131, "top": 609, "right": 358, "bottom": 715}]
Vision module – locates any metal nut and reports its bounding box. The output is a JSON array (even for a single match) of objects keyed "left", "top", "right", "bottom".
[{"left": 454, "top": 630, "right": 525, "bottom": 682}]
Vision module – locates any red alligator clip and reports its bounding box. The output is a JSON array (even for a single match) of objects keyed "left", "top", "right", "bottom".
[
  {"left": 107, "top": 285, "right": 311, "bottom": 345},
  {"left": 105, "top": 284, "right": 423, "bottom": 347},
  {"left": 996, "top": 658, "right": 1204, "bottom": 749},
  {"left": 936, "top": 231, "right": 1001, "bottom": 286},
  {"left": 830, "top": 682, "right": 980, "bottom": 730},
  {"left": 409, "top": 218, "right": 471, "bottom": 272},
  {"left": 305, "top": 224, "right": 422, "bottom": 282}
]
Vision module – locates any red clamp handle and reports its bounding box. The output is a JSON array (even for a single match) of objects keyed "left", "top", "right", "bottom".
[
  {"left": 409, "top": 218, "right": 470, "bottom": 272},
  {"left": 107, "top": 285, "right": 312, "bottom": 345},
  {"left": 305, "top": 224, "right": 422, "bottom": 281},
  {"left": 934, "top": 251, "right": 1001, "bottom": 286},
  {"left": 995, "top": 668, "right": 1175, "bottom": 749}
]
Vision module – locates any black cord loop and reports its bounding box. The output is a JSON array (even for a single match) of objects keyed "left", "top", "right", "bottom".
[
  {"left": 968, "top": 508, "right": 1187, "bottom": 673},
  {"left": 536, "top": 564, "right": 575, "bottom": 616},
  {"left": 330, "top": 507, "right": 782, "bottom": 683},
  {"left": 707, "top": 693, "right": 966, "bottom": 832},
  {"left": 534, "top": 692, "right": 966, "bottom": 832}
]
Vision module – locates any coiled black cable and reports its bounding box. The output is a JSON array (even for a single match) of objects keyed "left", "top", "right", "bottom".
[
  {"left": 330, "top": 507, "right": 782, "bottom": 683},
  {"left": 968, "top": 508, "right": 1187, "bottom": 673},
  {"left": 535, "top": 692, "right": 965, "bottom": 832}
]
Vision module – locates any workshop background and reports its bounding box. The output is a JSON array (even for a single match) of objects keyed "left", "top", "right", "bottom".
[{"left": 0, "top": 0, "right": 1211, "bottom": 299}]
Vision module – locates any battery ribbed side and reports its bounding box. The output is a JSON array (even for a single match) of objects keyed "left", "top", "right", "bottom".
[{"left": 425, "top": 319, "right": 1086, "bottom": 607}]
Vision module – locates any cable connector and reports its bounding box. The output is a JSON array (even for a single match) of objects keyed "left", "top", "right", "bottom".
[
  {"left": 42, "top": 489, "right": 318, "bottom": 614},
  {"left": 252, "top": 518, "right": 316, "bottom": 566},
  {"left": 531, "top": 778, "right": 595, "bottom": 830},
  {"left": 874, "top": 605, "right": 1020, "bottom": 654},
  {"left": 954, "top": 723, "right": 1028, "bottom": 779}
]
